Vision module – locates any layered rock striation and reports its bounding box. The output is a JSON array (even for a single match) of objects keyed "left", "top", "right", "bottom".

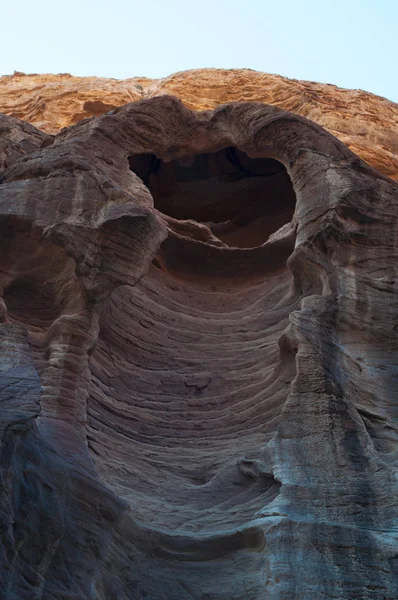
[{"left": 0, "top": 88, "right": 397, "bottom": 599}]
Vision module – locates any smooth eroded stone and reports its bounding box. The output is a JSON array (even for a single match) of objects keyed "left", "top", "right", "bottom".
[{"left": 0, "top": 92, "right": 397, "bottom": 599}]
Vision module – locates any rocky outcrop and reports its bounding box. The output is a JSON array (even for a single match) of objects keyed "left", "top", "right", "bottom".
[
  {"left": 1, "top": 69, "right": 398, "bottom": 181},
  {"left": 0, "top": 92, "right": 398, "bottom": 599}
]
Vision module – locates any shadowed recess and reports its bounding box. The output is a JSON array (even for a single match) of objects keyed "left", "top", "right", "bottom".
[
  {"left": 129, "top": 147, "right": 296, "bottom": 248},
  {"left": 0, "top": 219, "right": 79, "bottom": 330}
]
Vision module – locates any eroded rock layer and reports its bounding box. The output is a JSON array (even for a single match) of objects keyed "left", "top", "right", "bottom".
[
  {"left": 0, "top": 95, "right": 397, "bottom": 599},
  {"left": 1, "top": 69, "right": 398, "bottom": 181}
]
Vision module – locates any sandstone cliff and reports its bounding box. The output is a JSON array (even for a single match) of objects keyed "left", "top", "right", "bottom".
[
  {"left": 1, "top": 69, "right": 398, "bottom": 180},
  {"left": 0, "top": 72, "right": 397, "bottom": 599}
]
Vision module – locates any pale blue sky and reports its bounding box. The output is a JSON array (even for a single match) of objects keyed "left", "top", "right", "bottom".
[{"left": 1, "top": 0, "right": 397, "bottom": 102}]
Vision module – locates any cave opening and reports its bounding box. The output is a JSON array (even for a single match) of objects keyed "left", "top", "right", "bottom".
[
  {"left": 129, "top": 147, "right": 296, "bottom": 249},
  {"left": 0, "top": 219, "right": 79, "bottom": 330}
]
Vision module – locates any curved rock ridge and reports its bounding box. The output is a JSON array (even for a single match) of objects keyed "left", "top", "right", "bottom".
[
  {"left": 0, "top": 96, "right": 397, "bottom": 599},
  {"left": 1, "top": 68, "right": 398, "bottom": 181}
]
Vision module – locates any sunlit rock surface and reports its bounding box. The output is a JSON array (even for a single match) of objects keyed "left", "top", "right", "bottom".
[
  {"left": 1, "top": 68, "right": 397, "bottom": 181},
  {"left": 0, "top": 92, "right": 397, "bottom": 599}
]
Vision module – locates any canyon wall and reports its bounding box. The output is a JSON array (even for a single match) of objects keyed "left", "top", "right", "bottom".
[
  {"left": 0, "top": 71, "right": 397, "bottom": 599},
  {"left": 1, "top": 68, "right": 398, "bottom": 181}
]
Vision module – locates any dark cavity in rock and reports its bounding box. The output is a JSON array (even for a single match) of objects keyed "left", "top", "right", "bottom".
[{"left": 129, "top": 147, "right": 296, "bottom": 248}]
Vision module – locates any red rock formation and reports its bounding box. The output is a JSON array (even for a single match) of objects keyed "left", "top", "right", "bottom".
[
  {"left": 1, "top": 69, "right": 397, "bottom": 181},
  {"left": 0, "top": 92, "right": 397, "bottom": 599}
]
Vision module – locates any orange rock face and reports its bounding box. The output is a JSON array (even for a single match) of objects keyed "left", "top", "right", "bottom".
[{"left": 1, "top": 69, "right": 397, "bottom": 180}]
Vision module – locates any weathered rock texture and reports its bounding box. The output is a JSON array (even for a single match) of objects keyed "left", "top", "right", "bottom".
[
  {"left": 1, "top": 69, "right": 398, "bottom": 181},
  {"left": 0, "top": 89, "right": 398, "bottom": 599}
]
